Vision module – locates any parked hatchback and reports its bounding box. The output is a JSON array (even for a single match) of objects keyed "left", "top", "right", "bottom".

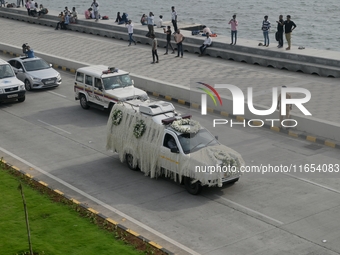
[{"left": 8, "top": 57, "right": 62, "bottom": 90}]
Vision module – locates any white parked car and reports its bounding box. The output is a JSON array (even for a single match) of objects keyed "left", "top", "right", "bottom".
[
  {"left": 0, "top": 58, "right": 25, "bottom": 103},
  {"left": 74, "top": 65, "right": 149, "bottom": 111},
  {"left": 8, "top": 57, "right": 62, "bottom": 90}
]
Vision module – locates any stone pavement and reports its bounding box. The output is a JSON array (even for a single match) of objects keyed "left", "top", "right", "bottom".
[{"left": 0, "top": 14, "right": 339, "bottom": 142}]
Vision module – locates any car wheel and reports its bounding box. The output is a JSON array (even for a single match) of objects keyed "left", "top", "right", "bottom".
[
  {"left": 24, "top": 80, "right": 32, "bottom": 91},
  {"left": 126, "top": 153, "right": 138, "bottom": 171},
  {"left": 184, "top": 177, "right": 202, "bottom": 195},
  {"left": 18, "top": 96, "right": 25, "bottom": 102},
  {"left": 80, "top": 94, "right": 90, "bottom": 109}
]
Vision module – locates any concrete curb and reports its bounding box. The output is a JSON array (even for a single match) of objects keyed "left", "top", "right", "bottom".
[
  {"left": 0, "top": 159, "right": 174, "bottom": 255},
  {"left": 1, "top": 48, "right": 340, "bottom": 150}
]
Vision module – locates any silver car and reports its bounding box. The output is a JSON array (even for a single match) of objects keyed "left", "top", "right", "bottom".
[{"left": 8, "top": 57, "right": 62, "bottom": 90}]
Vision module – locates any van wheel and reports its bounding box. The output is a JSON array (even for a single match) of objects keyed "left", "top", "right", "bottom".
[
  {"left": 226, "top": 178, "right": 239, "bottom": 185},
  {"left": 18, "top": 96, "right": 25, "bottom": 102},
  {"left": 126, "top": 154, "right": 138, "bottom": 171},
  {"left": 184, "top": 177, "right": 202, "bottom": 195},
  {"left": 80, "top": 94, "right": 90, "bottom": 109},
  {"left": 24, "top": 79, "right": 32, "bottom": 91}
]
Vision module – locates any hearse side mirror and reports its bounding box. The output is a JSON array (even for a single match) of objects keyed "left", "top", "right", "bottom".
[
  {"left": 170, "top": 148, "right": 179, "bottom": 153},
  {"left": 131, "top": 80, "right": 134, "bottom": 85},
  {"left": 215, "top": 136, "right": 218, "bottom": 140}
]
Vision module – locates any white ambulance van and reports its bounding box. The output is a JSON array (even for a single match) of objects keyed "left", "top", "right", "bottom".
[
  {"left": 74, "top": 65, "right": 149, "bottom": 111},
  {"left": 106, "top": 100, "right": 244, "bottom": 195}
]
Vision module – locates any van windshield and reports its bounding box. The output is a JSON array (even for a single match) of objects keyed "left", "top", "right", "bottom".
[
  {"left": 102, "top": 74, "right": 133, "bottom": 90},
  {"left": 0, "top": 64, "right": 15, "bottom": 78},
  {"left": 177, "top": 129, "right": 218, "bottom": 154}
]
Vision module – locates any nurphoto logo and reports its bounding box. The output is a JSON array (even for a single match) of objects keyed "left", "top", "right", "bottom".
[{"left": 197, "top": 82, "right": 312, "bottom": 128}]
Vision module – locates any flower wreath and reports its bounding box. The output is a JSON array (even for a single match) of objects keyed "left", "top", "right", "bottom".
[
  {"left": 133, "top": 120, "right": 146, "bottom": 138},
  {"left": 214, "top": 151, "right": 237, "bottom": 167},
  {"left": 111, "top": 109, "right": 123, "bottom": 126},
  {"left": 170, "top": 119, "right": 200, "bottom": 134}
]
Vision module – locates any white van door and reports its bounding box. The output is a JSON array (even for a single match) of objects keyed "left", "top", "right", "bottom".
[
  {"left": 159, "top": 133, "right": 180, "bottom": 175},
  {"left": 93, "top": 77, "right": 106, "bottom": 107},
  {"left": 84, "top": 74, "right": 95, "bottom": 103}
]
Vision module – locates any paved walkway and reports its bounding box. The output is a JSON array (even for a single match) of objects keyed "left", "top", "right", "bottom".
[{"left": 0, "top": 15, "right": 339, "bottom": 128}]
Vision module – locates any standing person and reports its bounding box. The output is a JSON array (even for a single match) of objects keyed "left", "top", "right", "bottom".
[
  {"left": 91, "top": 0, "right": 99, "bottom": 21},
  {"left": 174, "top": 29, "right": 184, "bottom": 58},
  {"left": 147, "top": 12, "right": 154, "bottom": 37},
  {"left": 126, "top": 20, "right": 136, "bottom": 46},
  {"left": 25, "top": 0, "right": 30, "bottom": 15},
  {"left": 199, "top": 33, "right": 212, "bottom": 56},
  {"left": 284, "top": 15, "right": 297, "bottom": 50},
  {"left": 171, "top": 6, "right": 177, "bottom": 34},
  {"left": 276, "top": 15, "right": 284, "bottom": 48},
  {"left": 151, "top": 34, "right": 159, "bottom": 64},
  {"left": 261, "top": 15, "right": 271, "bottom": 46},
  {"left": 277, "top": 86, "right": 292, "bottom": 128},
  {"left": 24, "top": 45, "right": 35, "bottom": 58},
  {"left": 228, "top": 14, "right": 238, "bottom": 45},
  {"left": 163, "top": 25, "right": 175, "bottom": 54}
]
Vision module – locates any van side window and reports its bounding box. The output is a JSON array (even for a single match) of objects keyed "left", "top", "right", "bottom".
[
  {"left": 85, "top": 75, "right": 93, "bottom": 86},
  {"left": 163, "top": 134, "right": 178, "bottom": 150},
  {"left": 76, "top": 72, "right": 84, "bottom": 82}
]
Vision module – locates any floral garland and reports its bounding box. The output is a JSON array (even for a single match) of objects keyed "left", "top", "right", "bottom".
[
  {"left": 133, "top": 120, "right": 146, "bottom": 138},
  {"left": 111, "top": 109, "right": 123, "bottom": 126},
  {"left": 170, "top": 119, "right": 200, "bottom": 134},
  {"left": 214, "top": 151, "right": 238, "bottom": 168}
]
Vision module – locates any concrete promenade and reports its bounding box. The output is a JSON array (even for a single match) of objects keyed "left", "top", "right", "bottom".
[{"left": 0, "top": 7, "right": 340, "bottom": 143}]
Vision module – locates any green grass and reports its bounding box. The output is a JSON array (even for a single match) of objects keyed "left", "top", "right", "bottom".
[{"left": 0, "top": 168, "right": 143, "bottom": 255}]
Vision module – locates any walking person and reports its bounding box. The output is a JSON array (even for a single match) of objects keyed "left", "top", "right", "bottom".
[
  {"left": 228, "top": 14, "right": 238, "bottom": 45},
  {"left": 126, "top": 20, "right": 136, "bottom": 46},
  {"left": 261, "top": 15, "right": 271, "bottom": 47},
  {"left": 199, "top": 33, "right": 212, "bottom": 56},
  {"left": 147, "top": 12, "right": 154, "bottom": 37},
  {"left": 163, "top": 26, "right": 175, "bottom": 54},
  {"left": 91, "top": 0, "right": 99, "bottom": 21},
  {"left": 284, "top": 15, "right": 297, "bottom": 50},
  {"left": 174, "top": 29, "right": 184, "bottom": 58},
  {"left": 276, "top": 15, "right": 284, "bottom": 48},
  {"left": 151, "top": 34, "right": 159, "bottom": 64},
  {"left": 171, "top": 6, "right": 177, "bottom": 34}
]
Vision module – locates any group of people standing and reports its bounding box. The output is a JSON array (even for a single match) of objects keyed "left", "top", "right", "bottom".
[
  {"left": 261, "top": 14, "right": 297, "bottom": 49},
  {"left": 227, "top": 14, "right": 297, "bottom": 50}
]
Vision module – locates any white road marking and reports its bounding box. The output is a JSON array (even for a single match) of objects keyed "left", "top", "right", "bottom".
[
  {"left": 0, "top": 147, "right": 200, "bottom": 255},
  {"left": 48, "top": 91, "right": 67, "bottom": 98},
  {"left": 38, "top": 120, "right": 71, "bottom": 135},
  {"left": 283, "top": 173, "right": 340, "bottom": 194},
  {"left": 214, "top": 195, "right": 284, "bottom": 225}
]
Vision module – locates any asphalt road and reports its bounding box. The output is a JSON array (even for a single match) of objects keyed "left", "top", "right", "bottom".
[{"left": 1, "top": 55, "right": 340, "bottom": 255}]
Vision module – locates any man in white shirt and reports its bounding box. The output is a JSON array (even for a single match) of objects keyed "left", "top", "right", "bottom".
[
  {"left": 91, "top": 0, "right": 99, "bottom": 21},
  {"left": 202, "top": 25, "right": 212, "bottom": 35},
  {"left": 199, "top": 33, "right": 212, "bottom": 56},
  {"left": 126, "top": 20, "right": 136, "bottom": 46},
  {"left": 147, "top": 12, "right": 154, "bottom": 37}
]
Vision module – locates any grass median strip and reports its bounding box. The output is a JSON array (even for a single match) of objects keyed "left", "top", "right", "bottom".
[{"left": 0, "top": 164, "right": 166, "bottom": 255}]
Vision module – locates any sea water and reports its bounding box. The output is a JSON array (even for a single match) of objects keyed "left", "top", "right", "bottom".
[{"left": 44, "top": 0, "right": 340, "bottom": 51}]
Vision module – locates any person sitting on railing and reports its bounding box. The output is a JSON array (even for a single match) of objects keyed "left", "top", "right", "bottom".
[
  {"left": 140, "top": 14, "right": 147, "bottom": 25},
  {"left": 70, "top": 7, "right": 78, "bottom": 23},
  {"left": 85, "top": 8, "right": 92, "bottom": 19},
  {"left": 118, "top": 12, "right": 128, "bottom": 24},
  {"left": 37, "top": 4, "right": 48, "bottom": 18},
  {"left": 199, "top": 33, "right": 212, "bottom": 56}
]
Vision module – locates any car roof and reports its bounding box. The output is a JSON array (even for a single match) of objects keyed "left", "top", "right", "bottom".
[{"left": 76, "top": 65, "right": 129, "bottom": 77}]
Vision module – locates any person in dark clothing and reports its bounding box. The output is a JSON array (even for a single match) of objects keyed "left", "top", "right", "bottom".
[
  {"left": 276, "top": 15, "right": 284, "bottom": 48},
  {"left": 283, "top": 15, "right": 297, "bottom": 50},
  {"left": 163, "top": 26, "right": 175, "bottom": 54},
  {"left": 115, "top": 12, "right": 122, "bottom": 23}
]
